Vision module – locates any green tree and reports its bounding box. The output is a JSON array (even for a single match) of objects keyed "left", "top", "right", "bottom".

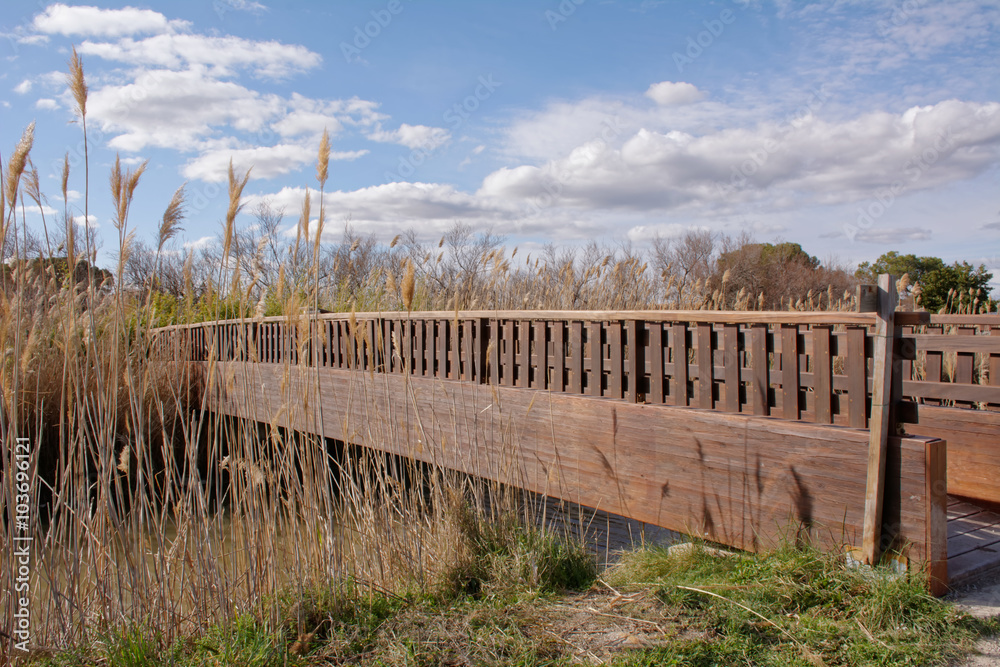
[{"left": 856, "top": 252, "right": 993, "bottom": 313}]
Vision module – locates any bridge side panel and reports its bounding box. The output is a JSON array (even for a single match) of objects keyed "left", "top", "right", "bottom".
[
  {"left": 911, "top": 405, "right": 1000, "bottom": 505},
  {"left": 205, "top": 361, "right": 943, "bottom": 582}
]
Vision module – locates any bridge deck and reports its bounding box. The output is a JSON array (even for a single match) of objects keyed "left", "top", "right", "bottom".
[{"left": 948, "top": 497, "right": 1000, "bottom": 587}]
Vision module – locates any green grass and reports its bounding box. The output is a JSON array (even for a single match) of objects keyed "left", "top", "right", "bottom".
[
  {"left": 604, "top": 542, "right": 999, "bottom": 666},
  {"left": 31, "top": 539, "right": 998, "bottom": 666}
]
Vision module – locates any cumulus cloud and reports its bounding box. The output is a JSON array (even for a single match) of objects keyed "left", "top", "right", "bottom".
[
  {"left": 184, "top": 236, "right": 216, "bottom": 250},
  {"left": 88, "top": 67, "right": 284, "bottom": 151},
  {"left": 35, "top": 98, "right": 59, "bottom": 110},
  {"left": 368, "top": 124, "right": 451, "bottom": 150},
  {"left": 183, "top": 144, "right": 367, "bottom": 182},
  {"left": 13, "top": 80, "right": 32, "bottom": 94},
  {"left": 271, "top": 94, "right": 385, "bottom": 137},
  {"left": 482, "top": 100, "right": 1000, "bottom": 215},
  {"left": 253, "top": 183, "right": 516, "bottom": 236},
  {"left": 33, "top": 4, "right": 189, "bottom": 37},
  {"left": 79, "top": 33, "right": 320, "bottom": 80},
  {"left": 645, "top": 81, "right": 705, "bottom": 106},
  {"left": 851, "top": 227, "right": 933, "bottom": 244}
]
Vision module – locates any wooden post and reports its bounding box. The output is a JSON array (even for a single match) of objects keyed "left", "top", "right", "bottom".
[{"left": 862, "top": 273, "right": 898, "bottom": 565}]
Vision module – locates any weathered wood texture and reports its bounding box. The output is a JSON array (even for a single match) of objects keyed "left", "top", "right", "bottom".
[
  {"left": 911, "top": 406, "right": 1000, "bottom": 505},
  {"left": 202, "top": 360, "right": 946, "bottom": 587},
  {"left": 862, "top": 274, "right": 899, "bottom": 565},
  {"left": 158, "top": 311, "right": 1000, "bottom": 416}
]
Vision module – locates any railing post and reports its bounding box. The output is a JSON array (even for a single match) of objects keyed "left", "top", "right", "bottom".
[{"left": 862, "top": 273, "right": 899, "bottom": 565}]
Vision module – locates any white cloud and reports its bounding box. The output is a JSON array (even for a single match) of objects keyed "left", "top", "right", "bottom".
[
  {"left": 33, "top": 4, "right": 190, "bottom": 38},
  {"left": 88, "top": 67, "right": 285, "bottom": 151},
  {"left": 183, "top": 144, "right": 367, "bottom": 182},
  {"left": 24, "top": 204, "right": 59, "bottom": 217},
  {"left": 368, "top": 124, "right": 451, "bottom": 150},
  {"left": 79, "top": 33, "right": 320, "bottom": 80},
  {"left": 214, "top": 0, "right": 268, "bottom": 15},
  {"left": 13, "top": 80, "right": 32, "bottom": 94},
  {"left": 271, "top": 94, "right": 385, "bottom": 137},
  {"left": 184, "top": 235, "right": 215, "bottom": 250},
  {"left": 35, "top": 98, "right": 59, "bottom": 110},
  {"left": 852, "top": 227, "right": 934, "bottom": 244},
  {"left": 254, "top": 183, "right": 516, "bottom": 237},
  {"left": 481, "top": 100, "right": 1000, "bottom": 215},
  {"left": 645, "top": 81, "right": 705, "bottom": 106}
]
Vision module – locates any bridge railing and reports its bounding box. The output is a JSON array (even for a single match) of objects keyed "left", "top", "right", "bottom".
[{"left": 154, "top": 308, "right": 1000, "bottom": 428}]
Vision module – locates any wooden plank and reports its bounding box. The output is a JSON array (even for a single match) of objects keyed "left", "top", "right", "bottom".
[
  {"left": 673, "top": 323, "right": 689, "bottom": 407},
  {"left": 847, "top": 327, "right": 868, "bottom": 428},
  {"left": 924, "top": 342, "right": 943, "bottom": 406},
  {"left": 751, "top": 324, "right": 768, "bottom": 416},
  {"left": 589, "top": 321, "right": 603, "bottom": 397},
  {"left": 925, "top": 438, "right": 948, "bottom": 596},
  {"left": 212, "top": 309, "right": 879, "bottom": 327},
  {"left": 367, "top": 319, "right": 377, "bottom": 371},
  {"left": 518, "top": 320, "right": 531, "bottom": 388},
  {"left": 552, "top": 321, "right": 565, "bottom": 392},
  {"left": 208, "top": 360, "right": 943, "bottom": 580},
  {"left": 503, "top": 320, "right": 515, "bottom": 387},
  {"left": 902, "top": 381, "right": 1000, "bottom": 404},
  {"left": 460, "top": 320, "right": 471, "bottom": 380},
  {"left": 949, "top": 513, "right": 1000, "bottom": 538},
  {"left": 813, "top": 325, "right": 833, "bottom": 424},
  {"left": 451, "top": 317, "right": 461, "bottom": 380},
  {"left": 722, "top": 324, "right": 740, "bottom": 413},
  {"left": 627, "top": 320, "right": 644, "bottom": 404},
  {"left": 439, "top": 319, "right": 449, "bottom": 379},
  {"left": 698, "top": 323, "right": 713, "bottom": 410},
  {"left": 862, "top": 273, "right": 898, "bottom": 565},
  {"left": 955, "top": 327, "right": 975, "bottom": 407},
  {"left": 534, "top": 321, "right": 548, "bottom": 390},
  {"left": 608, "top": 321, "right": 623, "bottom": 400},
  {"left": 908, "top": 334, "right": 1000, "bottom": 354},
  {"left": 948, "top": 530, "right": 1000, "bottom": 559},
  {"left": 569, "top": 321, "right": 583, "bottom": 394},
  {"left": 911, "top": 405, "right": 1000, "bottom": 504},
  {"left": 426, "top": 318, "right": 436, "bottom": 376},
  {"left": 648, "top": 323, "right": 664, "bottom": 404},
  {"left": 781, "top": 324, "right": 800, "bottom": 421}
]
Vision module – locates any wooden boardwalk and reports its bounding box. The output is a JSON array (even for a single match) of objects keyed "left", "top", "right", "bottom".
[
  {"left": 948, "top": 497, "right": 1000, "bottom": 587},
  {"left": 157, "top": 294, "right": 1000, "bottom": 594}
]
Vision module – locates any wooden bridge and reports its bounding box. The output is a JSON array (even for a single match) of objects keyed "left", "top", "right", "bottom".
[{"left": 157, "top": 278, "right": 1000, "bottom": 595}]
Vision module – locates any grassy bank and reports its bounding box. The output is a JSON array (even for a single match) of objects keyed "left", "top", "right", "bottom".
[{"left": 32, "top": 535, "right": 998, "bottom": 667}]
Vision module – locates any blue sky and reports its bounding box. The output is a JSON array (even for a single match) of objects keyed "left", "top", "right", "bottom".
[{"left": 2, "top": 1, "right": 999, "bottom": 287}]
